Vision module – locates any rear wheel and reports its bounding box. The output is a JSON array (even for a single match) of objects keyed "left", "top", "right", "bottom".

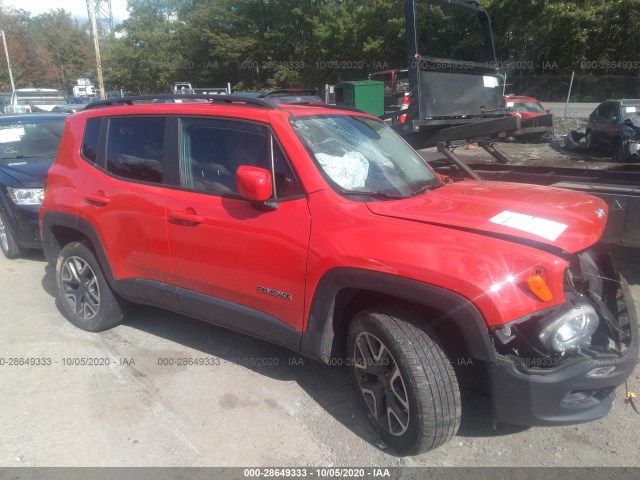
[
  {"left": 55, "top": 242, "right": 126, "bottom": 332},
  {"left": 612, "top": 138, "right": 625, "bottom": 162},
  {"left": 348, "top": 306, "right": 461, "bottom": 455},
  {"left": 0, "top": 212, "right": 22, "bottom": 259}
]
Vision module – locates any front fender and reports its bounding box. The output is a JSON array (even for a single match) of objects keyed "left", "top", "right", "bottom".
[{"left": 300, "top": 268, "right": 496, "bottom": 364}]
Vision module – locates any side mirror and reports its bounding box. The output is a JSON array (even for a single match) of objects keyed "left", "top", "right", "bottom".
[
  {"left": 237, "top": 165, "right": 273, "bottom": 203},
  {"left": 546, "top": 109, "right": 551, "bottom": 114}
]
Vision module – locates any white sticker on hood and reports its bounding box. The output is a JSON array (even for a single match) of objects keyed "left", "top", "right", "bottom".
[
  {"left": 0, "top": 127, "right": 24, "bottom": 143},
  {"left": 490, "top": 211, "right": 568, "bottom": 241},
  {"left": 483, "top": 76, "right": 499, "bottom": 88}
]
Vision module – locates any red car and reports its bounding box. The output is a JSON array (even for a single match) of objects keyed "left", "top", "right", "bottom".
[
  {"left": 40, "top": 95, "right": 637, "bottom": 455},
  {"left": 504, "top": 95, "right": 554, "bottom": 140}
]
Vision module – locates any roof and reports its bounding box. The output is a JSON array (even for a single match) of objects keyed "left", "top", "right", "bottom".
[
  {"left": 504, "top": 95, "right": 541, "bottom": 101},
  {"left": 607, "top": 99, "right": 640, "bottom": 104}
]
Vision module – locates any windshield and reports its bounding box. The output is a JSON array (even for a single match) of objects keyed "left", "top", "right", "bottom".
[
  {"left": 290, "top": 115, "right": 440, "bottom": 198},
  {"left": 622, "top": 105, "right": 640, "bottom": 126},
  {"left": 0, "top": 120, "right": 64, "bottom": 159},
  {"left": 507, "top": 101, "right": 545, "bottom": 113}
]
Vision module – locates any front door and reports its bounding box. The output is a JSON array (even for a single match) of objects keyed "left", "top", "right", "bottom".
[{"left": 165, "top": 117, "right": 311, "bottom": 333}]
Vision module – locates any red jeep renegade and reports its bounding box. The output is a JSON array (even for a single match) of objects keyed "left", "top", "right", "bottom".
[{"left": 40, "top": 95, "right": 638, "bottom": 455}]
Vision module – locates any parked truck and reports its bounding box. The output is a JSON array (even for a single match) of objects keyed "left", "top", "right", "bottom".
[
  {"left": 341, "top": 0, "right": 550, "bottom": 148},
  {"left": 72, "top": 78, "right": 96, "bottom": 98},
  {"left": 366, "top": 0, "right": 636, "bottom": 249},
  {"left": 4, "top": 88, "right": 66, "bottom": 114}
]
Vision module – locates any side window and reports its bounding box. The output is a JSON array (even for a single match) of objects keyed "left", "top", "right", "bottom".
[
  {"left": 106, "top": 117, "right": 165, "bottom": 183},
  {"left": 598, "top": 104, "right": 613, "bottom": 121},
  {"left": 81, "top": 118, "right": 102, "bottom": 165},
  {"left": 180, "top": 118, "right": 302, "bottom": 199},
  {"left": 607, "top": 105, "right": 621, "bottom": 123}
]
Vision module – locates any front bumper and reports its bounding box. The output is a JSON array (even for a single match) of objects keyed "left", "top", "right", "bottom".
[
  {"left": 625, "top": 140, "right": 639, "bottom": 158},
  {"left": 489, "top": 252, "right": 639, "bottom": 426}
]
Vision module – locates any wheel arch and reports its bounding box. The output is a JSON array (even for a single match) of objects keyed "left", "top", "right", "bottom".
[
  {"left": 41, "top": 211, "right": 115, "bottom": 284},
  {"left": 300, "top": 268, "right": 496, "bottom": 364}
]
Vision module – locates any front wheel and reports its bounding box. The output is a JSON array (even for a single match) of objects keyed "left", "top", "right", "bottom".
[
  {"left": 348, "top": 306, "right": 461, "bottom": 455},
  {"left": 585, "top": 131, "right": 594, "bottom": 149},
  {"left": 0, "top": 211, "right": 22, "bottom": 259},
  {"left": 612, "top": 138, "right": 625, "bottom": 162},
  {"left": 55, "top": 242, "right": 127, "bottom": 332}
]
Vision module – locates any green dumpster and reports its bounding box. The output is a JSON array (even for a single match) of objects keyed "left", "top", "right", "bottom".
[{"left": 334, "top": 80, "right": 384, "bottom": 117}]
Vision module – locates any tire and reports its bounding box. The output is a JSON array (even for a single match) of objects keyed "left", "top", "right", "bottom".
[
  {"left": 612, "top": 138, "right": 625, "bottom": 162},
  {"left": 0, "top": 211, "right": 22, "bottom": 259},
  {"left": 347, "top": 306, "right": 461, "bottom": 455},
  {"left": 55, "top": 241, "right": 126, "bottom": 332}
]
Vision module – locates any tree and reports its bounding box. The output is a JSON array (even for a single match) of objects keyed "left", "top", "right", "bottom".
[
  {"left": 103, "top": 0, "right": 185, "bottom": 93},
  {"left": 0, "top": 7, "right": 93, "bottom": 93}
]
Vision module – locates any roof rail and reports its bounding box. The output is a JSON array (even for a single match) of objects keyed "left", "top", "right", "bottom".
[
  {"left": 263, "top": 89, "right": 318, "bottom": 97},
  {"left": 84, "top": 94, "right": 279, "bottom": 111},
  {"left": 305, "top": 103, "right": 366, "bottom": 114}
]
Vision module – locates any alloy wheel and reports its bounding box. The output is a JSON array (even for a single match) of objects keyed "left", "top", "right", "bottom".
[
  {"left": 353, "top": 332, "right": 411, "bottom": 436},
  {"left": 61, "top": 256, "right": 101, "bottom": 320}
]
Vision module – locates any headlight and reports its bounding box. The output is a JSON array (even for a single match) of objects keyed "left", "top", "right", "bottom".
[
  {"left": 7, "top": 187, "right": 45, "bottom": 205},
  {"left": 539, "top": 304, "right": 599, "bottom": 352}
]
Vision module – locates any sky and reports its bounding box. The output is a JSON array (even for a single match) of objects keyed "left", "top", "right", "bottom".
[{"left": 1, "top": 0, "right": 129, "bottom": 23}]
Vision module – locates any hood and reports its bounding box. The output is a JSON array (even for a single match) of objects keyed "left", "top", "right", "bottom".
[
  {"left": 366, "top": 181, "right": 607, "bottom": 254},
  {"left": 0, "top": 157, "right": 54, "bottom": 187}
]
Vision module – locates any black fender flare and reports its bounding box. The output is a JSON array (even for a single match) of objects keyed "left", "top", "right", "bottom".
[
  {"left": 41, "top": 211, "right": 114, "bottom": 278},
  {"left": 299, "top": 268, "right": 496, "bottom": 364}
]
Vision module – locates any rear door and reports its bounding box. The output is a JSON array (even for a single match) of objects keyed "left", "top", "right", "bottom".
[
  {"left": 78, "top": 115, "right": 177, "bottom": 308},
  {"left": 165, "top": 116, "right": 311, "bottom": 335}
]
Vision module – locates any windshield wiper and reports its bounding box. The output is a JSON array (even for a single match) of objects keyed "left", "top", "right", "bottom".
[
  {"left": 341, "top": 190, "right": 406, "bottom": 200},
  {"left": 410, "top": 182, "right": 444, "bottom": 196}
]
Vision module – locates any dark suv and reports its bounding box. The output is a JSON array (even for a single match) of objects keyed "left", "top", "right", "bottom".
[
  {"left": 40, "top": 95, "right": 638, "bottom": 455},
  {"left": 586, "top": 99, "right": 640, "bottom": 161},
  {"left": 0, "top": 113, "right": 66, "bottom": 258}
]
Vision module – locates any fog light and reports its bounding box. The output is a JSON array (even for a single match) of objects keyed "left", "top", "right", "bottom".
[{"left": 587, "top": 366, "right": 616, "bottom": 377}]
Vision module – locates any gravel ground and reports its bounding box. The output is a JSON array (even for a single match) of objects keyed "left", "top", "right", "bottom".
[
  {"left": 419, "top": 116, "right": 640, "bottom": 169},
  {"left": 0, "top": 249, "right": 638, "bottom": 468}
]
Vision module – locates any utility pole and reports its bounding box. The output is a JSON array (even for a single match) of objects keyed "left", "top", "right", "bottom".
[
  {"left": 89, "top": 7, "right": 106, "bottom": 100},
  {"left": 86, "top": 0, "right": 113, "bottom": 100},
  {"left": 1, "top": 30, "right": 15, "bottom": 93}
]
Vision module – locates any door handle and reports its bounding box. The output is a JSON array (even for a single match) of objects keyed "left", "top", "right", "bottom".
[
  {"left": 85, "top": 191, "right": 110, "bottom": 206},
  {"left": 169, "top": 210, "right": 204, "bottom": 225}
]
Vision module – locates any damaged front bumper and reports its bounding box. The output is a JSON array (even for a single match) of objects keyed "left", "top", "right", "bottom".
[
  {"left": 626, "top": 140, "right": 640, "bottom": 158},
  {"left": 488, "top": 249, "right": 639, "bottom": 426}
]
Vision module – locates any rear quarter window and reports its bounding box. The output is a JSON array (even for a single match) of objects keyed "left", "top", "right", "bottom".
[{"left": 81, "top": 118, "right": 102, "bottom": 165}]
